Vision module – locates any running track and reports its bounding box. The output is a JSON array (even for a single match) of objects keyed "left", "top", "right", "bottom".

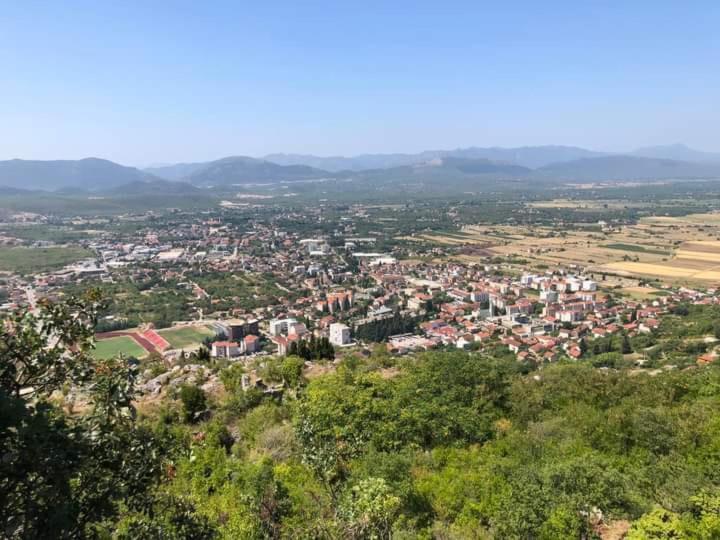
[{"left": 95, "top": 331, "right": 158, "bottom": 354}]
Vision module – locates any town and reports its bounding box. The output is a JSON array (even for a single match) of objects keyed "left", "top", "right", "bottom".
[
  {"left": 3, "top": 197, "right": 720, "bottom": 400},
  {"left": 5, "top": 2, "right": 720, "bottom": 537}
]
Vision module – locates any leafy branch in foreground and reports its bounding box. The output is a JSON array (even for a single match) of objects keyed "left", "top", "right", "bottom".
[{"left": 0, "top": 294, "right": 209, "bottom": 538}]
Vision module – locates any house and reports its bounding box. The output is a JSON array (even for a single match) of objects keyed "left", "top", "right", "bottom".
[
  {"left": 502, "top": 337, "right": 522, "bottom": 353},
  {"left": 211, "top": 341, "right": 242, "bottom": 358},
  {"left": 243, "top": 335, "right": 260, "bottom": 354},
  {"left": 329, "top": 323, "right": 351, "bottom": 346},
  {"left": 271, "top": 334, "right": 302, "bottom": 356},
  {"left": 269, "top": 318, "right": 297, "bottom": 336},
  {"left": 456, "top": 334, "right": 474, "bottom": 349}
]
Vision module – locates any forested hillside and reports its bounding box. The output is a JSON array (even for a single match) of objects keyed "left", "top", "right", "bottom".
[{"left": 2, "top": 296, "right": 720, "bottom": 538}]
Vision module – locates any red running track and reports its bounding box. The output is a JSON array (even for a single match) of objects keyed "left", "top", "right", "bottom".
[{"left": 95, "top": 331, "right": 158, "bottom": 354}]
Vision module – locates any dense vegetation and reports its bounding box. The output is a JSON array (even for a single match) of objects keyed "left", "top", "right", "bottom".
[
  {"left": 354, "top": 312, "right": 419, "bottom": 343},
  {"left": 64, "top": 275, "right": 193, "bottom": 330},
  {"left": 3, "top": 296, "right": 720, "bottom": 538}
]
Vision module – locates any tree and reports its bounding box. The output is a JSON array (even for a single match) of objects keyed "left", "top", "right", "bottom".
[
  {"left": 626, "top": 507, "right": 684, "bottom": 539},
  {"left": 339, "top": 478, "right": 400, "bottom": 539},
  {"left": 592, "top": 352, "right": 623, "bottom": 368},
  {"left": 220, "top": 363, "right": 246, "bottom": 394},
  {"left": 194, "top": 345, "right": 211, "bottom": 364},
  {"left": 0, "top": 293, "right": 176, "bottom": 537},
  {"left": 113, "top": 495, "right": 217, "bottom": 539},
  {"left": 179, "top": 384, "right": 207, "bottom": 423},
  {"left": 621, "top": 334, "right": 633, "bottom": 354},
  {"left": 0, "top": 292, "right": 101, "bottom": 399},
  {"left": 281, "top": 356, "right": 305, "bottom": 388}
]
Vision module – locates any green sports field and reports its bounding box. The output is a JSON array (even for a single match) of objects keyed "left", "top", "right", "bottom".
[
  {"left": 158, "top": 325, "right": 215, "bottom": 349},
  {"left": 92, "top": 336, "right": 147, "bottom": 359}
]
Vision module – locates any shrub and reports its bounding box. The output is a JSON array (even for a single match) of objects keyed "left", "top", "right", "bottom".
[{"left": 179, "top": 384, "right": 207, "bottom": 423}]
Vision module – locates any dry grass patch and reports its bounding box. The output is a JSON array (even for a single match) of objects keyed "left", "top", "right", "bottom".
[
  {"left": 604, "top": 261, "right": 697, "bottom": 278},
  {"left": 676, "top": 250, "right": 720, "bottom": 263}
]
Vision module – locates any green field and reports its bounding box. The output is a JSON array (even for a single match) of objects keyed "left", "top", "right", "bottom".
[
  {"left": 158, "top": 325, "right": 215, "bottom": 349},
  {"left": 0, "top": 246, "right": 95, "bottom": 274},
  {"left": 92, "top": 336, "right": 147, "bottom": 359},
  {"left": 602, "top": 243, "right": 670, "bottom": 255},
  {"left": 0, "top": 225, "right": 93, "bottom": 243}
]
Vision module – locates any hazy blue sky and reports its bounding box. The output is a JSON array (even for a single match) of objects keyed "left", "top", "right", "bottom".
[{"left": 1, "top": 1, "right": 718, "bottom": 165}]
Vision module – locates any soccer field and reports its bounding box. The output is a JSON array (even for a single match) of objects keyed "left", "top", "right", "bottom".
[
  {"left": 92, "top": 336, "right": 147, "bottom": 359},
  {"left": 157, "top": 325, "right": 215, "bottom": 349}
]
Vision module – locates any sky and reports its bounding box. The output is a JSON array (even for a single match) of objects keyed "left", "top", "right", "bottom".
[{"left": 0, "top": 1, "right": 718, "bottom": 166}]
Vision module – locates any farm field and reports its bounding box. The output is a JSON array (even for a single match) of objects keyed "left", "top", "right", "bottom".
[
  {"left": 0, "top": 246, "right": 95, "bottom": 274},
  {"left": 92, "top": 336, "right": 147, "bottom": 360},
  {"left": 527, "top": 198, "right": 652, "bottom": 210},
  {"left": 618, "top": 286, "right": 669, "bottom": 300},
  {"left": 642, "top": 213, "right": 720, "bottom": 225},
  {"left": 157, "top": 325, "right": 215, "bottom": 349},
  {"left": 407, "top": 210, "right": 720, "bottom": 285}
]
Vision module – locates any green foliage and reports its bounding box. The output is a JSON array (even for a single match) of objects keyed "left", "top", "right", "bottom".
[
  {"left": 354, "top": 312, "right": 419, "bottom": 343},
  {"left": 179, "top": 384, "right": 207, "bottom": 423},
  {"left": 0, "top": 295, "right": 174, "bottom": 537},
  {"left": 626, "top": 507, "right": 685, "bottom": 539},
  {"left": 280, "top": 355, "right": 305, "bottom": 388},
  {"left": 339, "top": 477, "right": 401, "bottom": 539},
  {"left": 0, "top": 246, "right": 95, "bottom": 274},
  {"left": 224, "top": 387, "right": 265, "bottom": 418},
  {"left": 287, "top": 335, "right": 335, "bottom": 361},
  {"left": 294, "top": 352, "right": 514, "bottom": 490},
  {"left": 592, "top": 351, "right": 625, "bottom": 368},
  {"left": 113, "top": 495, "right": 217, "bottom": 540},
  {"left": 219, "top": 363, "right": 246, "bottom": 394},
  {"left": 64, "top": 272, "right": 199, "bottom": 329}
]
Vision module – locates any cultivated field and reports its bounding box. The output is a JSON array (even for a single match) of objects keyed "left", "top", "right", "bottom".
[
  {"left": 405, "top": 210, "right": 720, "bottom": 285},
  {"left": 0, "top": 246, "right": 95, "bottom": 274},
  {"left": 527, "top": 199, "right": 653, "bottom": 210}
]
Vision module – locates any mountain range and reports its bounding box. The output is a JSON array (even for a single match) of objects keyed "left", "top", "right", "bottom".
[
  {"left": 631, "top": 143, "right": 720, "bottom": 163},
  {"left": 1, "top": 144, "right": 719, "bottom": 193},
  {"left": 0, "top": 158, "right": 155, "bottom": 191},
  {"left": 262, "top": 145, "right": 606, "bottom": 171}
]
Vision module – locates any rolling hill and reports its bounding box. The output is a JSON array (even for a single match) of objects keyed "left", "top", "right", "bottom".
[
  {"left": 538, "top": 155, "right": 720, "bottom": 181},
  {"left": 182, "top": 156, "right": 331, "bottom": 186},
  {"left": 0, "top": 158, "right": 158, "bottom": 191},
  {"left": 144, "top": 162, "right": 210, "bottom": 181},
  {"left": 632, "top": 144, "right": 720, "bottom": 163},
  {"left": 104, "top": 178, "right": 204, "bottom": 196}
]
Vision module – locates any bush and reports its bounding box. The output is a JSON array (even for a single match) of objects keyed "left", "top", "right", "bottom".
[
  {"left": 281, "top": 356, "right": 305, "bottom": 388},
  {"left": 224, "top": 387, "right": 265, "bottom": 418},
  {"left": 179, "top": 385, "right": 207, "bottom": 423}
]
